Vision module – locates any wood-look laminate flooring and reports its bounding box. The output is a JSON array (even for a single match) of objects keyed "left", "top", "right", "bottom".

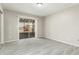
[{"left": 0, "top": 38, "right": 79, "bottom": 55}]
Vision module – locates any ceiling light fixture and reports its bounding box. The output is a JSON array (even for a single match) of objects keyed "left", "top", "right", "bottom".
[{"left": 36, "top": 3, "right": 43, "bottom": 7}]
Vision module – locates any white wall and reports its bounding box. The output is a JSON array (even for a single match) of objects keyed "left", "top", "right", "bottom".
[
  {"left": 0, "top": 4, "right": 3, "bottom": 12},
  {"left": 44, "top": 5, "right": 79, "bottom": 47},
  {"left": 37, "top": 17, "right": 44, "bottom": 37},
  {"left": 0, "top": 14, "right": 1, "bottom": 43},
  {"left": 4, "top": 10, "right": 43, "bottom": 42},
  {"left": 0, "top": 5, "right": 4, "bottom": 44}
]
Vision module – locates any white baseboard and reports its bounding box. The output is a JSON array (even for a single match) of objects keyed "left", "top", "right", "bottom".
[
  {"left": 0, "top": 42, "right": 2, "bottom": 44},
  {"left": 0, "top": 41, "right": 4, "bottom": 44},
  {"left": 3, "top": 38, "right": 38, "bottom": 43},
  {"left": 44, "top": 37, "right": 79, "bottom": 47},
  {"left": 4, "top": 40, "right": 18, "bottom": 43}
]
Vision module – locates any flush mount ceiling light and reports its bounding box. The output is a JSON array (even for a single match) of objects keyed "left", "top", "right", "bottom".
[{"left": 36, "top": 3, "right": 43, "bottom": 7}]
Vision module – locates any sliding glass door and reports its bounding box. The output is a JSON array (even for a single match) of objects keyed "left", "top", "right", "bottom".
[{"left": 19, "top": 18, "right": 35, "bottom": 39}]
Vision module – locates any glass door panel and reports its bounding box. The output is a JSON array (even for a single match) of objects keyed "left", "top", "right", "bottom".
[{"left": 19, "top": 18, "right": 35, "bottom": 39}]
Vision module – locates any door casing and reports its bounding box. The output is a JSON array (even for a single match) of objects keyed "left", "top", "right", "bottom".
[{"left": 18, "top": 16, "right": 38, "bottom": 40}]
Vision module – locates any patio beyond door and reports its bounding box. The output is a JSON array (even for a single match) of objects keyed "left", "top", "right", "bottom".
[{"left": 19, "top": 18, "right": 35, "bottom": 39}]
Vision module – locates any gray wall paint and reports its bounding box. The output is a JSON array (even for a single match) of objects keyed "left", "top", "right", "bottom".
[
  {"left": 4, "top": 10, "right": 43, "bottom": 42},
  {"left": 44, "top": 5, "right": 79, "bottom": 47}
]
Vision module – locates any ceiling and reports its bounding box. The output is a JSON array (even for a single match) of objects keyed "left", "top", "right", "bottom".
[{"left": 1, "top": 3, "right": 79, "bottom": 17}]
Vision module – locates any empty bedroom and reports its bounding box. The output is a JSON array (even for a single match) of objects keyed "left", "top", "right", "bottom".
[{"left": 0, "top": 3, "right": 79, "bottom": 55}]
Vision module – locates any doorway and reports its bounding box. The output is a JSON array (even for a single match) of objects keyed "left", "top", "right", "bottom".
[{"left": 19, "top": 18, "right": 36, "bottom": 39}]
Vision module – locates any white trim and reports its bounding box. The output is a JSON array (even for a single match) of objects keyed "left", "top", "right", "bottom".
[
  {"left": 0, "top": 12, "right": 4, "bottom": 44},
  {"left": 44, "top": 37, "right": 79, "bottom": 47},
  {"left": 17, "top": 16, "right": 38, "bottom": 40},
  {"left": 4, "top": 40, "right": 17, "bottom": 43},
  {"left": 0, "top": 14, "right": 1, "bottom": 44},
  {"left": 17, "top": 16, "right": 19, "bottom": 41}
]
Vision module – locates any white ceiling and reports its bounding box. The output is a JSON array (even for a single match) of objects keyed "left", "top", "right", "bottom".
[{"left": 1, "top": 3, "right": 79, "bottom": 17}]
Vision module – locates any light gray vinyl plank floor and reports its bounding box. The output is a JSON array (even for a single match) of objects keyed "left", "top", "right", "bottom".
[{"left": 0, "top": 38, "right": 79, "bottom": 55}]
